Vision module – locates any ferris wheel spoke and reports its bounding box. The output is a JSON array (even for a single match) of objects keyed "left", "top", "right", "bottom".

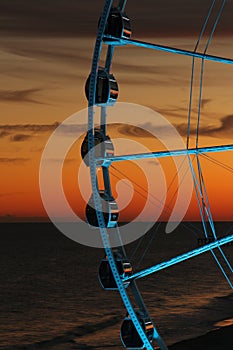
[
  {"left": 194, "top": 0, "right": 217, "bottom": 52},
  {"left": 123, "top": 233, "right": 233, "bottom": 283},
  {"left": 195, "top": 58, "right": 205, "bottom": 148},
  {"left": 194, "top": 1, "right": 227, "bottom": 149},
  {"left": 103, "top": 36, "right": 233, "bottom": 65},
  {"left": 203, "top": 0, "right": 227, "bottom": 55},
  {"left": 97, "top": 143, "right": 233, "bottom": 163},
  {"left": 187, "top": 55, "right": 195, "bottom": 148},
  {"left": 187, "top": 0, "right": 219, "bottom": 147},
  {"left": 118, "top": 0, "right": 128, "bottom": 11}
]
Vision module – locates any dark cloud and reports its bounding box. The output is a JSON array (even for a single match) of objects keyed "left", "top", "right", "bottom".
[
  {"left": 1, "top": 42, "right": 92, "bottom": 67},
  {"left": 115, "top": 114, "right": 233, "bottom": 140},
  {"left": 0, "top": 88, "right": 45, "bottom": 104},
  {"left": 0, "top": 1, "right": 104, "bottom": 37},
  {"left": 0, "top": 157, "right": 29, "bottom": 164},
  {"left": 117, "top": 74, "right": 185, "bottom": 88},
  {"left": 201, "top": 99, "right": 212, "bottom": 108},
  {"left": 0, "top": 123, "right": 60, "bottom": 142},
  {"left": 114, "top": 61, "right": 181, "bottom": 77},
  {"left": 148, "top": 103, "right": 213, "bottom": 121},
  {"left": 0, "top": 0, "right": 232, "bottom": 37},
  {"left": 10, "top": 134, "right": 32, "bottom": 142},
  {"left": 56, "top": 123, "right": 87, "bottom": 135},
  {"left": 0, "top": 131, "right": 10, "bottom": 138},
  {"left": 177, "top": 114, "right": 233, "bottom": 138},
  {"left": 115, "top": 122, "right": 175, "bottom": 138},
  {"left": 47, "top": 158, "right": 76, "bottom": 163},
  {"left": 126, "top": 0, "right": 233, "bottom": 37},
  {"left": 116, "top": 124, "right": 154, "bottom": 138},
  {"left": 0, "top": 122, "right": 89, "bottom": 144},
  {"left": 146, "top": 104, "right": 188, "bottom": 119},
  {"left": 0, "top": 122, "right": 60, "bottom": 133}
]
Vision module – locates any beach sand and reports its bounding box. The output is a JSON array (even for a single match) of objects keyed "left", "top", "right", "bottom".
[{"left": 169, "top": 324, "right": 233, "bottom": 350}]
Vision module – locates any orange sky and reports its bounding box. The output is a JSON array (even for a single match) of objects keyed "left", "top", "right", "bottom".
[{"left": 0, "top": 35, "right": 233, "bottom": 222}]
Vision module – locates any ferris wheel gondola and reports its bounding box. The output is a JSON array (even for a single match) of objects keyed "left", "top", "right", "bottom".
[
  {"left": 85, "top": 191, "right": 119, "bottom": 228},
  {"left": 104, "top": 7, "right": 132, "bottom": 39},
  {"left": 81, "top": 128, "right": 114, "bottom": 166},
  {"left": 99, "top": 252, "right": 132, "bottom": 290},
  {"left": 120, "top": 311, "right": 154, "bottom": 349},
  {"left": 85, "top": 67, "right": 119, "bottom": 105}
]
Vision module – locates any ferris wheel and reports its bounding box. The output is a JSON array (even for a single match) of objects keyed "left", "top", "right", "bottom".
[{"left": 82, "top": 0, "right": 233, "bottom": 349}]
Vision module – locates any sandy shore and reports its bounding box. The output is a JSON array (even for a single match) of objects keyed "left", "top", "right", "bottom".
[{"left": 169, "top": 324, "right": 233, "bottom": 350}]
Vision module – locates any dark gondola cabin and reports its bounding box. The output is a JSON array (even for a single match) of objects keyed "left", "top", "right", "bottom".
[
  {"left": 120, "top": 312, "right": 154, "bottom": 349},
  {"left": 99, "top": 255, "right": 133, "bottom": 290},
  {"left": 85, "top": 67, "right": 118, "bottom": 105},
  {"left": 85, "top": 192, "right": 119, "bottom": 228},
  {"left": 81, "top": 128, "right": 114, "bottom": 166},
  {"left": 104, "top": 7, "right": 132, "bottom": 39}
]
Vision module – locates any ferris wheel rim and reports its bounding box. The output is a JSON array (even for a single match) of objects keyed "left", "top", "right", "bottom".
[{"left": 86, "top": 0, "right": 164, "bottom": 349}]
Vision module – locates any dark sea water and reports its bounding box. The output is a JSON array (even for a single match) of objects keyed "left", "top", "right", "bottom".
[{"left": 0, "top": 222, "right": 233, "bottom": 349}]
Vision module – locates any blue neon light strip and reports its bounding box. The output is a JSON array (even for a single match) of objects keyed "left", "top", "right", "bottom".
[
  {"left": 103, "top": 36, "right": 233, "bottom": 65},
  {"left": 98, "top": 143, "right": 233, "bottom": 163},
  {"left": 123, "top": 233, "right": 233, "bottom": 282}
]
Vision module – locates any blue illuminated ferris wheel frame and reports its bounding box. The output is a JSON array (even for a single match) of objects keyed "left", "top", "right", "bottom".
[{"left": 86, "top": 0, "right": 233, "bottom": 349}]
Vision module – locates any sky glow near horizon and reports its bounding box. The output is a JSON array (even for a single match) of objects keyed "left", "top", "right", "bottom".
[{"left": 0, "top": 0, "right": 233, "bottom": 221}]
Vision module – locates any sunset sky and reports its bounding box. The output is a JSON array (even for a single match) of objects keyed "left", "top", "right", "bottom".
[{"left": 0, "top": 0, "right": 233, "bottom": 222}]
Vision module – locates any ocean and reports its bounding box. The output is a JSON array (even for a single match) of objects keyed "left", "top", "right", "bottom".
[{"left": 0, "top": 222, "right": 233, "bottom": 349}]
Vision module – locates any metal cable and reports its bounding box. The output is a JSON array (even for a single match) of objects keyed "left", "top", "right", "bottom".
[
  {"left": 201, "top": 153, "right": 233, "bottom": 173},
  {"left": 204, "top": 0, "right": 227, "bottom": 54},
  {"left": 187, "top": 0, "right": 217, "bottom": 148}
]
